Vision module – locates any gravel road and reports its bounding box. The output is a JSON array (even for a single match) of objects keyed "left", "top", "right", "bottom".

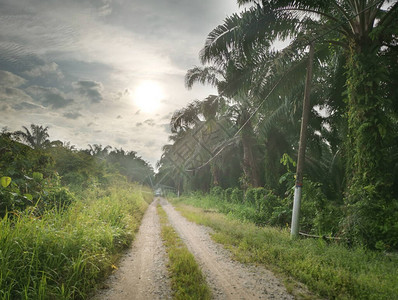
[{"left": 92, "top": 198, "right": 295, "bottom": 299}]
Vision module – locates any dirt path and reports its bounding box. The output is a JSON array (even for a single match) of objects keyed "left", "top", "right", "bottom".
[
  {"left": 93, "top": 198, "right": 295, "bottom": 299},
  {"left": 160, "top": 198, "right": 294, "bottom": 300},
  {"left": 92, "top": 199, "right": 172, "bottom": 300}
]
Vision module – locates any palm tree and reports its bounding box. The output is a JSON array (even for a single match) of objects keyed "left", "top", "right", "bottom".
[
  {"left": 185, "top": 64, "right": 265, "bottom": 187},
  {"left": 15, "top": 124, "right": 52, "bottom": 150},
  {"left": 169, "top": 95, "right": 231, "bottom": 187},
  {"left": 202, "top": 0, "right": 398, "bottom": 247}
]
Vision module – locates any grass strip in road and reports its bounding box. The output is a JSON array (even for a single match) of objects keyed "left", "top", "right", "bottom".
[
  {"left": 157, "top": 204, "right": 212, "bottom": 300},
  {"left": 171, "top": 198, "right": 398, "bottom": 300}
]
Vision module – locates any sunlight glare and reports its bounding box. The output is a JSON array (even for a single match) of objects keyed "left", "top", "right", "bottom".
[{"left": 133, "top": 81, "right": 164, "bottom": 113}]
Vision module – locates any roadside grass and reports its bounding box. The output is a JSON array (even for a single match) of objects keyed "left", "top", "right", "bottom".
[
  {"left": 157, "top": 204, "right": 211, "bottom": 300},
  {"left": 0, "top": 184, "right": 152, "bottom": 300},
  {"left": 171, "top": 196, "right": 398, "bottom": 300}
]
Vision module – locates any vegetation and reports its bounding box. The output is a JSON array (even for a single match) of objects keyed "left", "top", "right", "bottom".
[
  {"left": 157, "top": 205, "right": 211, "bottom": 300},
  {"left": 156, "top": 0, "right": 398, "bottom": 250},
  {"left": 172, "top": 197, "right": 398, "bottom": 300},
  {"left": 0, "top": 185, "right": 152, "bottom": 299},
  {"left": 0, "top": 125, "right": 154, "bottom": 299}
]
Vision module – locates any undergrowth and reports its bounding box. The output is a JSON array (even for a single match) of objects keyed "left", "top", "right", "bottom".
[
  {"left": 157, "top": 204, "right": 211, "bottom": 300},
  {"left": 171, "top": 196, "right": 398, "bottom": 300},
  {"left": 0, "top": 184, "right": 152, "bottom": 299}
]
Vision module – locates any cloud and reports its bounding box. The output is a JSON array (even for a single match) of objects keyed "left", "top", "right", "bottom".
[
  {"left": 73, "top": 80, "right": 103, "bottom": 103},
  {"left": 23, "top": 62, "right": 64, "bottom": 79},
  {"left": 13, "top": 101, "right": 43, "bottom": 111},
  {"left": 0, "top": 103, "right": 12, "bottom": 112},
  {"left": 161, "top": 112, "right": 172, "bottom": 120},
  {"left": 26, "top": 85, "right": 74, "bottom": 109},
  {"left": 0, "top": 70, "right": 26, "bottom": 87},
  {"left": 144, "top": 119, "right": 156, "bottom": 126},
  {"left": 63, "top": 112, "right": 82, "bottom": 119},
  {"left": 160, "top": 123, "right": 171, "bottom": 133},
  {"left": 0, "top": 86, "right": 34, "bottom": 102},
  {"left": 116, "top": 115, "right": 122, "bottom": 119},
  {"left": 144, "top": 140, "right": 155, "bottom": 147},
  {"left": 115, "top": 137, "right": 127, "bottom": 145},
  {"left": 97, "top": 0, "right": 113, "bottom": 17},
  {"left": 136, "top": 122, "right": 143, "bottom": 127}
]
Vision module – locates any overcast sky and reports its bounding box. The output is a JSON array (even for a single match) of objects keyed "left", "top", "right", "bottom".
[{"left": 0, "top": 0, "right": 242, "bottom": 167}]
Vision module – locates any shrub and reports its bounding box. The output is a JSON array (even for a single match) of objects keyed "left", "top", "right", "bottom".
[
  {"left": 41, "top": 187, "right": 76, "bottom": 210},
  {"left": 224, "top": 188, "right": 233, "bottom": 202},
  {"left": 231, "top": 188, "right": 244, "bottom": 203},
  {"left": 210, "top": 186, "right": 223, "bottom": 199},
  {"left": 245, "top": 188, "right": 256, "bottom": 205}
]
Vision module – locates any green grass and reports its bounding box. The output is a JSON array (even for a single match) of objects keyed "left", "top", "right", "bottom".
[
  {"left": 171, "top": 196, "right": 398, "bottom": 300},
  {"left": 0, "top": 184, "right": 152, "bottom": 300},
  {"left": 157, "top": 204, "right": 211, "bottom": 300}
]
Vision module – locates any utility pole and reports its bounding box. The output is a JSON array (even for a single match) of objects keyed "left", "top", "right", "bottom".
[{"left": 291, "top": 42, "right": 315, "bottom": 238}]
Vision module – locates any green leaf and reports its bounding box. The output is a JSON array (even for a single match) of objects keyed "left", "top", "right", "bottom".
[
  {"left": 32, "top": 172, "right": 43, "bottom": 182},
  {"left": 0, "top": 176, "right": 12, "bottom": 188},
  {"left": 24, "top": 194, "right": 33, "bottom": 201}
]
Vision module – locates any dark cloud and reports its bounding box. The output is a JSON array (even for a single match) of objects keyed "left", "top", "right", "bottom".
[
  {"left": 0, "top": 86, "right": 34, "bottom": 103},
  {"left": 63, "top": 112, "right": 82, "bottom": 119},
  {"left": 26, "top": 85, "right": 74, "bottom": 109},
  {"left": 0, "top": 42, "right": 45, "bottom": 74},
  {"left": 116, "top": 115, "right": 122, "bottom": 119},
  {"left": 87, "top": 122, "right": 94, "bottom": 127},
  {"left": 73, "top": 80, "right": 103, "bottom": 103},
  {"left": 0, "top": 70, "right": 26, "bottom": 87},
  {"left": 136, "top": 122, "right": 143, "bottom": 127}
]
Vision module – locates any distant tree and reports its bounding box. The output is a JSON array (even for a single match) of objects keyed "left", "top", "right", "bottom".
[{"left": 14, "top": 124, "right": 53, "bottom": 150}]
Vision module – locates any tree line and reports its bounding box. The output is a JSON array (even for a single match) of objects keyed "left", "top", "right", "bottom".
[
  {"left": 156, "top": 0, "right": 398, "bottom": 249},
  {"left": 0, "top": 124, "right": 154, "bottom": 216}
]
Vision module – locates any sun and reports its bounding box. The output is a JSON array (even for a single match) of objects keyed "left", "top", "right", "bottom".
[{"left": 133, "top": 80, "right": 164, "bottom": 113}]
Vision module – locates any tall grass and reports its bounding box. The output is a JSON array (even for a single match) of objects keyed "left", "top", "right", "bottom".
[
  {"left": 172, "top": 196, "right": 398, "bottom": 300},
  {"left": 0, "top": 184, "right": 152, "bottom": 299}
]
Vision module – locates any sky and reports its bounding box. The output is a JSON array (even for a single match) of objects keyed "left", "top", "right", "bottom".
[{"left": 0, "top": 0, "right": 242, "bottom": 168}]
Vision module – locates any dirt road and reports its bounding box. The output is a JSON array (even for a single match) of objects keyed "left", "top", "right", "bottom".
[
  {"left": 93, "top": 199, "right": 172, "bottom": 300},
  {"left": 93, "top": 198, "right": 294, "bottom": 299}
]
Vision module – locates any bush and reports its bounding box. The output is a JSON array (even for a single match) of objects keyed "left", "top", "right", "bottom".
[
  {"left": 210, "top": 186, "right": 223, "bottom": 199},
  {"left": 231, "top": 188, "right": 244, "bottom": 203},
  {"left": 245, "top": 188, "right": 256, "bottom": 205},
  {"left": 224, "top": 188, "right": 233, "bottom": 202},
  {"left": 41, "top": 187, "right": 76, "bottom": 210}
]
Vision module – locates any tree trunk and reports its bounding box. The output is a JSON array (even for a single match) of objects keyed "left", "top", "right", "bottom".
[
  {"left": 344, "top": 42, "right": 393, "bottom": 247},
  {"left": 240, "top": 112, "right": 260, "bottom": 188},
  {"left": 210, "top": 163, "right": 220, "bottom": 186}
]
